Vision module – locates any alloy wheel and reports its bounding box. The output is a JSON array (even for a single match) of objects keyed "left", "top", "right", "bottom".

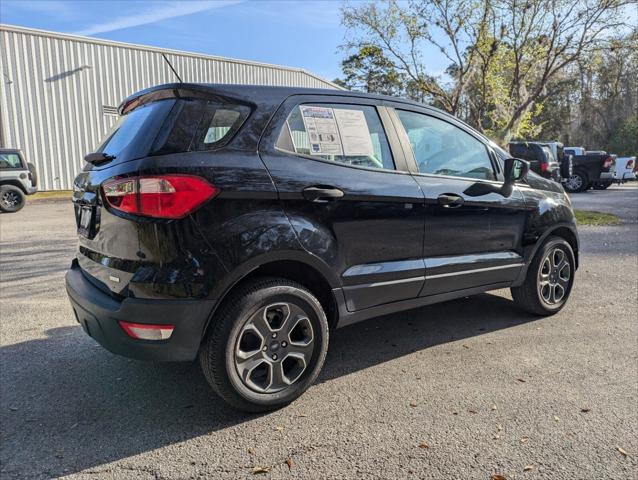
[
  {"left": 234, "top": 302, "right": 314, "bottom": 393},
  {"left": 566, "top": 174, "right": 582, "bottom": 191},
  {"left": 1, "top": 191, "right": 20, "bottom": 208},
  {"left": 537, "top": 247, "right": 571, "bottom": 306}
]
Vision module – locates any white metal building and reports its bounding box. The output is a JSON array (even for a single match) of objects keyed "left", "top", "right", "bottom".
[{"left": 0, "top": 24, "right": 340, "bottom": 190}]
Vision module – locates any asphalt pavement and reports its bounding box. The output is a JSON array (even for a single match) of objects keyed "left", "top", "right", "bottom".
[{"left": 1, "top": 185, "right": 636, "bottom": 479}]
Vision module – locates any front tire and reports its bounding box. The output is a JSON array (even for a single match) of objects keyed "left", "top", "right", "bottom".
[
  {"left": 564, "top": 171, "right": 588, "bottom": 193},
  {"left": 511, "top": 237, "right": 575, "bottom": 316},
  {"left": 0, "top": 185, "right": 26, "bottom": 213},
  {"left": 199, "top": 277, "right": 329, "bottom": 412}
]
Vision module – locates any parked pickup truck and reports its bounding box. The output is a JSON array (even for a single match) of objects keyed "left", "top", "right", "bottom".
[
  {"left": 612, "top": 156, "right": 636, "bottom": 183},
  {"left": 563, "top": 151, "right": 615, "bottom": 193}
]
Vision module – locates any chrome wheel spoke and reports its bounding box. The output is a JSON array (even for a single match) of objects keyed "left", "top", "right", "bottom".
[
  {"left": 245, "top": 309, "right": 272, "bottom": 339},
  {"left": 552, "top": 249, "right": 564, "bottom": 268},
  {"left": 559, "top": 262, "right": 571, "bottom": 282},
  {"left": 279, "top": 303, "right": 308, "bottom": 336},
  {"left": 553, "top": 283, "right": 565, "bottom": 302},
  {"left": 287, "top": 341, "right": 314, "bottom": 360},
  {"left": 269, "top": 361, "right": 287, "bottom": 391},
  {"left": 236, "top": 354, "right": 270, "bottom": 389}
]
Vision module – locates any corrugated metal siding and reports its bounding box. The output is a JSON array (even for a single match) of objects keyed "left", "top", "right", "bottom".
[{"left": 0, "top": 25, "right": 340, "bottom": 190}]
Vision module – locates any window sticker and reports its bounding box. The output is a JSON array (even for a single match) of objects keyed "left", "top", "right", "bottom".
[
  {"left": 333, "top": 108, "right": 374, "bottom": 156},
  {"left": 299, "top": 106, "right": 343, "bottom": 155}
]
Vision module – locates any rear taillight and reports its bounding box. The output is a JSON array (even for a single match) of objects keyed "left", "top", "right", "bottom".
[
  {"left": 102, "top": 175, "right": 218, "bottom": 219},
  {"left": 541, "top": 163, "right": 549, "bottom": 172},
  {"left": 626, "top": 160, "right": 634, "bottom": 170},
  {"left": 119, "top": 321, "right": 174, "bottom": 340},
  {"left": 603, "top": 156, "right": 614, "bottom": 169}
]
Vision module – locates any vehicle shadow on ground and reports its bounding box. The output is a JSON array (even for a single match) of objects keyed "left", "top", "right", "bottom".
[{"left": 0, "top": 292, "right": 539, "bottom": 478}]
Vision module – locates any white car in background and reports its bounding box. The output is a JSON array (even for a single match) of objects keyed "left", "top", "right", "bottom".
[{"left": 612, "top": 156, "right": 636, "bottom": 182}]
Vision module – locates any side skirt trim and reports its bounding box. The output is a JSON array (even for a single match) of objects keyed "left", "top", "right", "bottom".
[
  {"left": 335, "top": 281, "right": 512, "bottom": 329},
  {"left": 425, "top": 263, "right": 524, "bottom": 280}
]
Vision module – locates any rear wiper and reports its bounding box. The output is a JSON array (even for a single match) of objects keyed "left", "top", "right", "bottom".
[{"left": 84, "top": 152, "right": 116, "bottom": 165}]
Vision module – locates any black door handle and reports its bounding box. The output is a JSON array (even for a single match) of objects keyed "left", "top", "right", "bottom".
[
  {"left": 302, "top": 186, "right": 344, "bottom": 203},
  {"left": 437, "top": 193, "right": 464, "bottom": 208}
]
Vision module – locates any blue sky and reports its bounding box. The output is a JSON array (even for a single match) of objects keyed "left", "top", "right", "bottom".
[{"left": 0, "top": 0, "right": 366, "bottom": 82}]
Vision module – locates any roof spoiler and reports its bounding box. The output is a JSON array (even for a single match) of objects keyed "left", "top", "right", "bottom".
[{"left": 117, "top": 83, "right": 254, "bottom": 115}]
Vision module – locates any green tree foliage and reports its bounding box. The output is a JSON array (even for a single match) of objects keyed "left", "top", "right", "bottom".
[
  {"left": 532, "top": 29, "right": 638, "bottom": 151},
  {"left": 339, "top": 0, "right": 635, "bottom": 147},
  {"left": 608, "top": 115, "right": 638, "bottom": 155},
  {"left": 335, "top": 45, "right": 407, "bottom": 97}
]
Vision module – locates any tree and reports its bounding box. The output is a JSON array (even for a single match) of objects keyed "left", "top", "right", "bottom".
[
  {"left": 532, "top": 28, "right": 638, "bottom": 151},
  {"left": 342, "top": 0, "right": 494, "bottom": 114},
  {"left": 341, "top": 0, "right": 634, "bottom": 143},
  {"left": 607, "top": 115, "right": 638, "bottom": 155},
  {"left": 335, "top": 45, "right": 406, "bottom": 96}
]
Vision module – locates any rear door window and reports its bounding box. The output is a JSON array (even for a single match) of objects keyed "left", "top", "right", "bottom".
[
  {"left": 276, "top": 104, "right": 395, "bottom": 171},
  {"left": 0, "top": 153, "right": 23, "bottom": 169}
]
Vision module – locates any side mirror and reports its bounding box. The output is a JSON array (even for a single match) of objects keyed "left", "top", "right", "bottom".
[
  {"left": 504, "top": 157, "right": 529, "bottom": 183},
  {"left": 500, "top": 158, "right": 529, "bottom": 197},
  {"left": 463, "top": 158, "right": 530, "bottom": 198}
]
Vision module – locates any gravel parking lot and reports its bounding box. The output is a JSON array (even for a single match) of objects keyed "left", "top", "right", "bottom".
[{"left": 1, "top": 185, "right": 636, "bottom": 479}]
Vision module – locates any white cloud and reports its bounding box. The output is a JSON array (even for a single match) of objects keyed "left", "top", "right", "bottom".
[{"left": 73, "top": 0, "right": 241, "bottom": 36}]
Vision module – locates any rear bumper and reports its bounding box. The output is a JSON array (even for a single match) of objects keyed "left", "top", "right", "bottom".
[
  {"left": 612, "top": 171, "right": 636, "bottom": 181},
  {"left": 65, "top": 259, "right": 215, "bottom": 361}
]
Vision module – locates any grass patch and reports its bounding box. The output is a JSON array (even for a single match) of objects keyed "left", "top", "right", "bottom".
[
  {"left": 29, "top": 190, "right": 72, "bottom": 201},
  {"left": 574, "top": 209, "right": 622, "bottom": 226}
]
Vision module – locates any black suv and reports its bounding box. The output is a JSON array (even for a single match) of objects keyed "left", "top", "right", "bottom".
[
  {"left": 508, "top": 141, "right": 564, "bottom": 181},
  {"left": 66, "top": 84, "right": 579, "bottom": 412}
]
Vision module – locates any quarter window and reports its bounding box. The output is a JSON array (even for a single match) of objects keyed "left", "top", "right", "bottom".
[
  {"left": 152, "top": 100, "right": 249, "bottom": 155},
  {"left": 396, "top": 110, "right": 495, "bottom": 180},
  {"left": 276, "top": 104, "right": 394, "bottom": 171}
]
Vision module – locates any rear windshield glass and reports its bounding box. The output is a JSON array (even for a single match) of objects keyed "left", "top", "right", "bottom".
[
  {"left": 152, "top": 99, "right": 250, "bottom": 155},
  {"left": 96, "top": 100, "right": 174, "bottom": 165},
  {"left": 93, "top": 97, "right": 249, "bottom": 167}
]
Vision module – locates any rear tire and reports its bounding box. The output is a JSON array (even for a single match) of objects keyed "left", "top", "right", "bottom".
[
  {"left": 564, "top": 170, "right": 588, "bottom": 193},
  {"left": 0, "top": 185, "right": 26, "bottom": 213},
  {"left": 199, "top": 277, "right": 329, "bottom": 412},
  {"left": 511, "top": 236, "right": 575, "bottom": 316}
]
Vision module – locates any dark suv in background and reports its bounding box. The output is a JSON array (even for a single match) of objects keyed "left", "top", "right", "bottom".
[
  {"left": 508, "top": 141, "right": 571, "bottom": 182},
  {"left": 66, "top": 84, "right": 579, "bottom": 412}
]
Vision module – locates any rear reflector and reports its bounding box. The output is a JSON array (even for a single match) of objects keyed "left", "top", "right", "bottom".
[
  {"left": 102, "top": 175, "right": 218, "bottom": 219},
  {"left": 119, "top": 321, "right": 174, "bottom": 340}
]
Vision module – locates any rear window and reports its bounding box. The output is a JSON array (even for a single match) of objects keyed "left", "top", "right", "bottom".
[
  {"left": 97, "top": 100, "right": 175, "bottom": 165},
  {"left": 541, "top": 146, "right": 555, "bottom": 162},
  {"left": 94, "top": 98, "right": 250, "bottom": 166}
]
